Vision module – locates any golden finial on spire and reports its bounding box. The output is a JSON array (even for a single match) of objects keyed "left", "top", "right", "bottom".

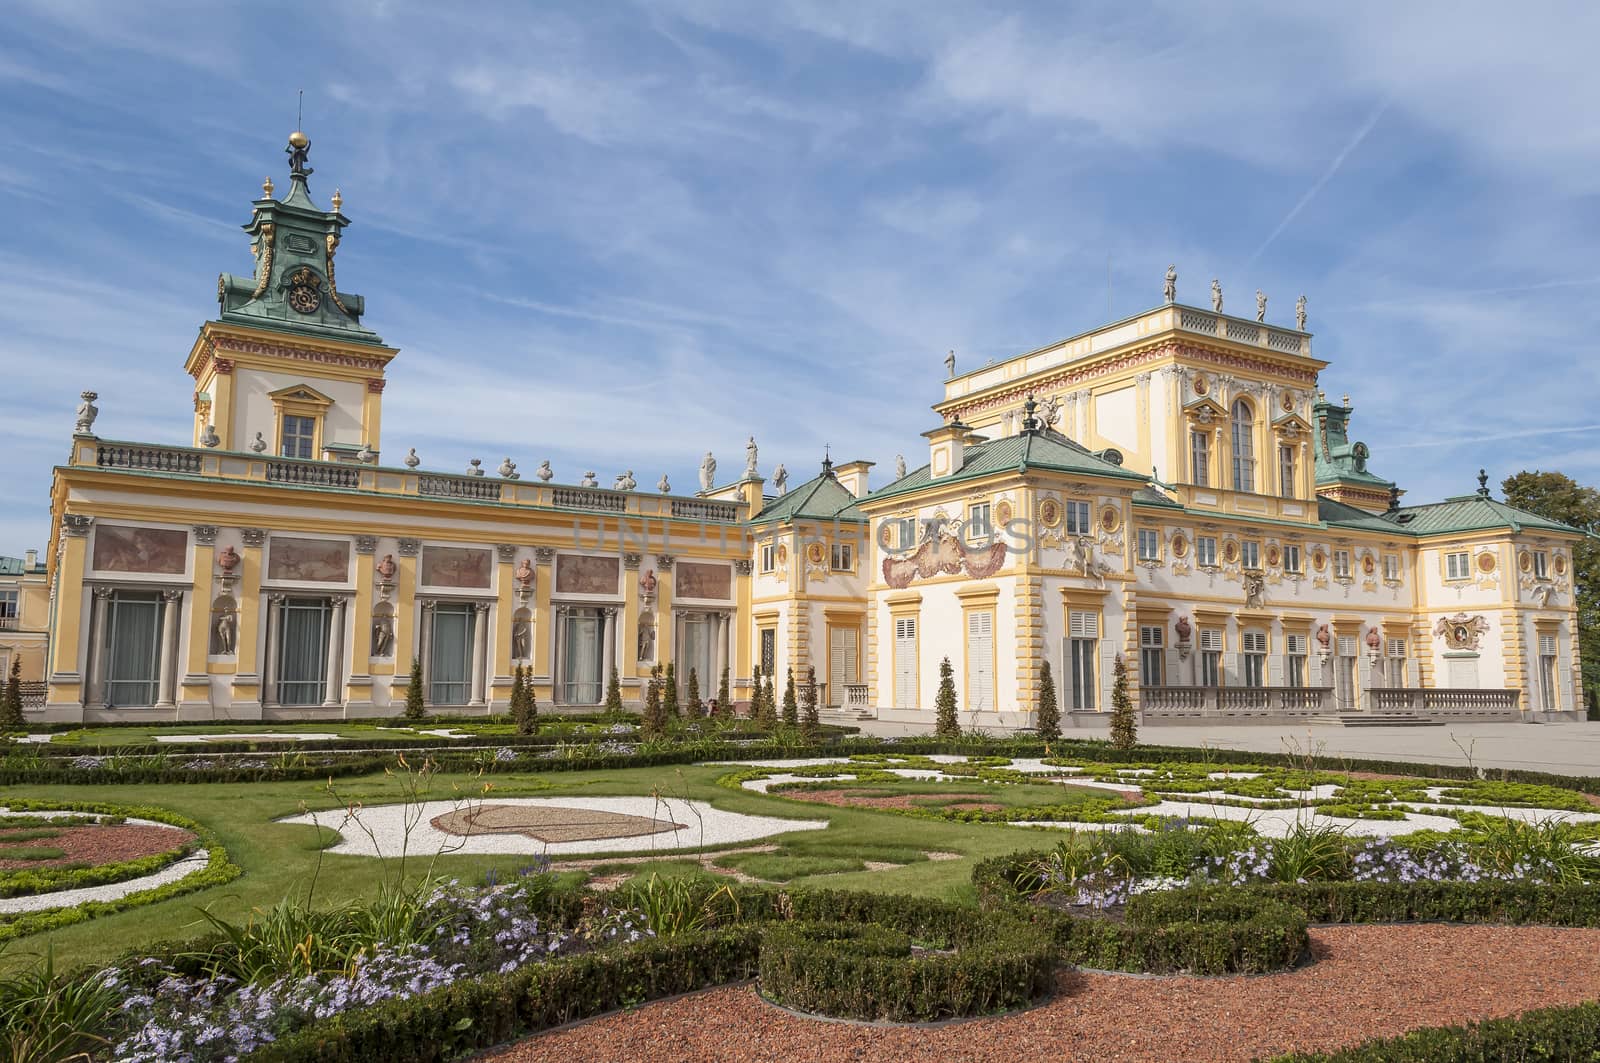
[
  {"left": 331, "top": 188, "right": 343, "bottom": 212},
  {"left": 1342, "top": 393, "right": 1351, "bottom": 406},
  {"left": 262, "top": 175, "right": 274, "bottom": 198}
]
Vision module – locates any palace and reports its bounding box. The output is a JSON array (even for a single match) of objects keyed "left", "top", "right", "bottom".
[{"left": 28, "top": 135, "right": 1587, "bottom": 727}]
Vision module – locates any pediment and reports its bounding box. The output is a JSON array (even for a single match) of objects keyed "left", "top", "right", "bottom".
[{"left": 267, "top": 383, "right": 336, "bottom": 407}]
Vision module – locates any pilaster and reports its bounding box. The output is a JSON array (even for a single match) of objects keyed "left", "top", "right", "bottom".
[
  {"left": 346, "top": 536, "right": 378, "bottom": 711},
  {"left": 180, "top": 525, "right": 217, "bottom": 716},
  {"left": 46, "top": 516, "right": 91, "bottom": 718},
  {"left": 656, "top": 554, "right": 676, "bottom": 664},
  {"left": 492, "top": 544, "right": 516, "bottom": 710}
]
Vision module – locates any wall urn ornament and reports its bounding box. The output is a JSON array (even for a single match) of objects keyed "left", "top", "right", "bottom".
[
  {"left": 74, "top": 391, "right": 100, "bottom": 435},
  {"left": 580, "top": 471, "right": 598, "bottom": 488},
  {"left": 468, "top": 458, "right": 484, "bottom": 477},
  {"left": 1434, "top": 613, "right": 1490, "bottom": 651}
]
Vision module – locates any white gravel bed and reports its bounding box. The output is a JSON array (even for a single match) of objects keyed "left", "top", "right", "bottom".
[
  {"left": 0, "top": 850, "right": 211, "bottom": 913},
  {"left": 277, "top": 796, "right": 826, "bottom": 857},
  {"left": 154, "top": 732, "right": 342, "bottom": 744},
  {"left": 13, "top": 734, "right": 55, "bottom": 744},
  {"left": 0, "top": 808, "right": 176, "bottom": 830},
  {"left": 706, "top": 757, "right": 852, "bottom": 769},
  {"left": 743, "top": 773, "right": 859, "bottom": 793}
]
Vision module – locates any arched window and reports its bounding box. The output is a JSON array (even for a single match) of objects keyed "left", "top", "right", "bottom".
[{"left": 1231, "top": 399, "right": 1255, "bottom": 492}]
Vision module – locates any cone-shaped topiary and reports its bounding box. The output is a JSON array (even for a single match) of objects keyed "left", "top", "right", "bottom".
[
  {"left": 782, "top": 667, "right": 799, "bottom": 727},
  {"left": 800, "top": 665, "right": 820, "bottom": 740},
  {"left": 750, "top": 664, "right": 763, "bottom": 721},
  {"left": 642, "top": 664, "right": 665, "bottom": 737},
  {"left": 687, "top": 667, "right": 704, "bottom": 717},
  {"left": 1109, "top": 653, "right": 1137, "bottom": 752},
  {"left": 1035, "top": 659, "right": 1061, "bottom": 741},
  {"left": 934, "top": 656, "right": 959, "bottom": 738},
  {"left": 0, "top": 657, "right": 22, "bottom": 730},
  {"left": 513, "top": 664, "right": 539, "bottom": 735},
  {"left": 715, "top": 666, "right": 732, "bottom": 719},
  {"left": 662, "top": 662, "right": 680, "bottom": 719},
  {"left": 403, "top": 657, "right": 427, "bottom": 721},
  {"left": 604, "top": 666, "right": 623, "bottom": 713},
  {"left": 508, "top": 665, "right": 525, "bottom": 723},
  {"left": 762, "top": 673, "right": 778, "bottom": 727}
]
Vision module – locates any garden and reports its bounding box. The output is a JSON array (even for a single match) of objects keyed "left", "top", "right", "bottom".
[{"left": 1, "top": 710, "right": 1598, "bottom": 1062}]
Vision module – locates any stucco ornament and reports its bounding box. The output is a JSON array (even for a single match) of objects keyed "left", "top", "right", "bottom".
[
  {"left": 1434, "top": 613, "right": 1490, "bottom": 651},
  {"left": 894, "top": 454, "right": 907, "bottom": 480},
  {"left": 1244, "top": 573, "right": 1265, "bottom": 609},
  {"left": 404, "top": 447, "right": 420, "bottom": 468},
  {"left": 217, "top": 545, "right": 241, "bottom": 573},
  {"left": 699, "top": 451, "right": 717, "bottom": 492},
  {"left": 251, "top": 432, "right": 268, "bottom": 453},
  {"left": 1164, "top": 264, "right": 1177, "bottom": 303},
  {"left": 1211, "top": 278, "right": 1223, "bottom": 313},
  {"left": 658, "top": 474, "right": 670, "bottom": 493},
  {"left": 536, "top": 460, "right": 553, "bottom": 482},
  {"left": 882, "top": 529, "right": 1006, "bottom": 589},
  {"left": 1295, "top": 294, "right": 1307, "bottom": 331},
  {"left": 745, "top": 436, "right": 759, "bottom": 478},
  {"left": 74, "top": 391, "right": 99, "bottom": 435},
  {"left": 772, "top": 464, "right": 788, "bottom": 495}
]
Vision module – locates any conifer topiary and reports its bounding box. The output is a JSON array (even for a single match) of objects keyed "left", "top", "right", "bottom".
[
  {"left": 715, "top": 666, "right": 732, "bottom": 719},
  {"left": 0, "top": 657, "right": 23, "bottom": 730},
  {"left": 642, "top": 664, "right": 666, "bottom": 737},
  {"left": 762, "top": 673, "right": 778, "bottom": 727},
  {"left": 782, "top": 667, "right": 799, "bottom": 727},
  {"left": 1035, "top": 659, "right": 1061, "bottom": 741},
  {"left": 604, "top": 665, "right": 623, "bottom": 713},
  {"left": 750, "top": 664, "right": 763, "bottom": 721},
  {"left": 800, "top": 665, "right": 820, "bottom": 740},
  {"left": 934, "top": 656, "right": 959, "bottom": 738},
  {"left": 403, "top": 657, "right": 427, "bottom": 721},
  {"left": 662, "top": 662, "right": 680, "bottom": 719},
  {"left": 687, "top": 667, "right": 704, "bottom": 717},
  {"left": 512, "top": 664, "right": 539, "bottom": 735},
  {"left": 1109, "top": 653, "right": 1138, "bottom": 752}
]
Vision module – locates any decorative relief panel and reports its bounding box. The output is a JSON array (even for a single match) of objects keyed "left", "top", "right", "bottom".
[
  {"left": 676, "top": 561, "right": 732, "bottom": 601},
  {"left": 555, "top": 554, "right": 620, "bottom": 595},
  {"left": 92, "top": 525, "right": 188, "bottom": 574},
  {"left": 421, "top": 546, "right": 493, "bottom": 589},
  {"left": 267, "top": 537, "right": 350, "bottom": 583}
]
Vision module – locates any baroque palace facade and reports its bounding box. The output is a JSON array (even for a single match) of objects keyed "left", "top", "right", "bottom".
[{"left": 32, "top": 136, "right": 1587, "bottom": 727}]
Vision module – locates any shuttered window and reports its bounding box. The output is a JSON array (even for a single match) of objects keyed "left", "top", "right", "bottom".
[
  {"left": 893, "top": 616, "right": 918, "bottom": 708},
  {"left": 966, "top": 611, "right": 994, "bottom": 710},
  {"left": 1241, "top": 630, "right": 1267, "bottom": 687},
  {"left": 1199, "top": 628, "right": 1223, "bottom": 687},
  {"left": 828, "top": 627, "right": 859, "bottom": 706},
  {"left": 1139, "top": 625, "right": 1164, "bottom": 688},
  {"left": 1539, "top": 634, "right": 1559, "bottom": 710},
  {"left": 1284, "top": 633, "right": 1307, "bottom": 688}
]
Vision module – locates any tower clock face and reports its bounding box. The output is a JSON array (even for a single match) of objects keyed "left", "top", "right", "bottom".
[{"left": 288, "top": 284, "right": 321, "bottom": 314}]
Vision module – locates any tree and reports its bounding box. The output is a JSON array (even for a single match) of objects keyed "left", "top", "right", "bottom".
[
  {"left": 642, "top": 664, "right": 666, "bottom": 737},
  {"left": 800, "top": 665, "right": 820, "bottom": 740},
  {"left": 1502, "top": 470, "right": 1600, "bottom": 717},
  {"left": 662, "top": 662, "right": 680, "bottom": 719},
  {"left": 1109, "top": 653, "right": 1137, "bottom": 752},
  {"left": 0, "top": 657, "right": 22, "bottom": 730},
  {"left": 403, "top": 657, "right": 427, "bottom": 721},
  {"left": 762, "top": 673, "right": 778, "bottom": 727},
  {"left": 782, "top": 667, "right": 799, "bottom": 727},
  {"left": 749, "top": 664, "right": 763, "bottom": 721},
  {"left": 715, "top": 666, "right": 732, "bottom": 719},
  {"left": 1035, "top": 659, "right": 1061, "bottom": 741},
  {"left": 512, "top": 664, "right": 538, "bottom": 736},
  {"left": 604, "top": 666, "right": 623, "bottom": 714},
  {"left": 686, "top": 667, "right": 704, "bottom": 717},
  {"left": 934, "top": 656, "right": 959, "bottom": 738}
]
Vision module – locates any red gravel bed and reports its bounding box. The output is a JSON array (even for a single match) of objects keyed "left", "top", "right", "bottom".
[
  {"left": 481, "top": 924, "right": 1600, "bottom": 1063},
  {"left": 0, "top": 824, "right": 194, "bottom": 870}
]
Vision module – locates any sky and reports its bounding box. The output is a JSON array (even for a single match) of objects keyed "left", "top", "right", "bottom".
[{"left": 2, "top": 1, "right": 1599, "bottom": 553}]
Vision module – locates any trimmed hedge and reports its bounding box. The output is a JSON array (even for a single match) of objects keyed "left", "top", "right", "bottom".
[
  {"left": 1263, "top": 1001, "right": 1600, "bottom": 1061},
  {"left": 758, "top": 912, "right": 1057, "bottom": 1022}
]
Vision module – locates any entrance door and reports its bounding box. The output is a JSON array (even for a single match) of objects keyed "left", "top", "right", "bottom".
[
  {"left": 104, "top": 592, "right": 162, "bottom": 708},
  {"left": 893, "top": 617, "right": 917, "bottom": 708},
  {"left": 429, "top": 602, "right": 475, "bottom": 706},
  {"left": 829, "top": 626, "right": 859, "bottom": 707},
  {"left": 562, "top": 611, "right": 602, "bottom": 705},
  {"left": 1334, "top": 635, "right": 1357, "bottom": 712},
  {"left": 681, "top": 615, "right": 715, "bottom": 699},
  {"left": 277, "top": 597, "right": 330, "bottom": 706}
]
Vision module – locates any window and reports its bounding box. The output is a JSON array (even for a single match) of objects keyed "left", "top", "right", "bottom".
[
  {"left": 1231, "top": 400, "right": 1255, "bottom": 492},
  {"left": 893, "top": 616, "right": 918, "bottom": 708},
  {"left": 1140, "top": 625, "right": 1164, "bottom": 688},
  {"left": 1241, "top": 630, "right": 1267, "bottom": 688},
  {"left": 1064, "top": 500, "right": 1092, "bottom": 535},
  {"left": 1284, "top": 634, "right": 1307, "bottom": 688},
  {"left": 966, "top": 611, "right": 994, "bottom": 710},
  {"left": 965, "top": 503, "right": 992, "bottom": 545},
  {"left": 759, "top": 628, "right": 776, "bottom": 674},
  {"left": 1539, "top": 633, "right": 1558, "bottom": 709},
  {"left": 277, "top": 597, "right": 331, "bottom": 706},
  {"left": 557, "top": 608, "right": 603, "bottom": 705},
  {"left": 430, "top": 601, "right": 478, "bottom": 705},
  {"left": 280, "top": 414, "right": 317, "bottom": 459},
  {"left": 759, "top": 543, "right": 776, "bottom": 574},
  {"left": 1533, "top": 552, "right": 1549, "bottom": 579},
  {"left": 103, "top": 591, "right": 164, "bottom": 708},
  {"left": 1283, "top": 544, "right": 1302, "bottom": 574},
  {"left": 1191, "top": 431, "right": 1210, "bottom": 487},
  {"left": 1279, "top": 444, "right": 1297, "bottom": 498},
  {"left": 1199, "top": 628, "right": 1223, "bottom": 687},
  {"left": 1386, "top": 637, "right": 1407, "bottom": 688},
  {"left": 1383, "top": 554, "right": 1400, "bottom": 581},
  {"left": 830, "top": 542, "right": 854, "bottom": 571},
  {"left": 828, "top": 626, "right": 859, "bottom": 706},
  {"left": 1241, "top": 541, "right": 1261, "bottom": 570},
  {"left": 1333, "top": 550, "right": 1351, "bottom": 579},
  {"left": 1136, "top": 529, "right": 1161, "bottom": 563},
  {"left": 1067, "top": 611, "right": 1098, "bottom": 709},
  {"left": 1197, "top": 536, "right": 1218, "bottom": 567},
  {"left": 1445, "top": 551, "right": 1470, "bottom": 581},
  {"left": 0, "top": 590, "right": 16, "bottom": 630}
]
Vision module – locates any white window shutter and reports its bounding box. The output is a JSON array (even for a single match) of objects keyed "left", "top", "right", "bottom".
[
  {"left": 1267, "top": 656, "right": 1283, "bottom": 686},
  {"left": 967, "top": 611, "right": 994, "bottom": 710},
  {"left": 1100, "top": 640, "right": 1118, "bottom": 709},
  {"left": 1405, "top": 658, "right": 1419, "bottom": 688}
]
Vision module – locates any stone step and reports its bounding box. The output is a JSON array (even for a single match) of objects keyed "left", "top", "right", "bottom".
[{"left": 1306, "top": 714, "right": 1447, "bottom": 727}]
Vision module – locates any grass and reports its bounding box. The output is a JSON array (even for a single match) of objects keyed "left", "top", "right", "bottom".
[
  {"left": 0, "top": 829, "right": 64, "bottom": 844},
  {"left": 0, "top": 848, "right": 68, "bottom": 862}
]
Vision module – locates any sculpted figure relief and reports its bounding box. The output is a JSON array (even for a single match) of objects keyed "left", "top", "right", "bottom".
[
  {"left": 211, "top": 610, "right": 237, "bottom": 655},
  {"left": 1244, "top": 573, "right": 1265, "bottom": 609},
  {"left": 371, "top": 614, "right": 395, "bottom": 657}
]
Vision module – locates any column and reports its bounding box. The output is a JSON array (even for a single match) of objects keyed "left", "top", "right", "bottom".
[
  {"left": 711, "top": 610, "right": 728, "bottom": 691},
  {"left": 601, "top": 607, "right": 617, "bottom": 687},
  {"left": 322, "top": 596, "right": 346, "bottom": 708},
  {"left": 262, "top": 593, "right": 284, "bottom": 708},
  {"left": 232, "top": 528, "right": 267, "bottom": 714},
  {"left": 552, "top": 604, "right": 567, "bottom": 704},
  {"left": 47, "top": 515, "right": 93, "bottom": 718},
  {"left": 470, "top": 601, "right": 489, "bottom": 706},
  {"left": 418, "top": 599, "right": 435, "bottom": 704},
  {"left": 492, "top": 545, "right": 517, "bottom": 711},
  {"left": 156, "top": 589, "right": 182, "bottom": 708},
  {"left": 392, "top": 539, "right": 421, "bottom": 667},
  {"left": 656, "top": 554, "right": 676, "bottom": 663},
  {"left": 622, "top": 553, "right": 642, "bottom": 681},
  {"left": 533, "top": 547, "right": 555, "bottom": 688},
  {"left": 84, "top": 588, "right": 111, "bottom": 709},
  {"left": 347, "top": 537, "right": 377, "bottom": 708}
]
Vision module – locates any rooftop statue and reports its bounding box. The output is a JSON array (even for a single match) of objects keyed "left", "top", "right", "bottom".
[
  {"left": 1164, "top": 264, "right": 1176, "bottom": 303},
  {"left": 895, "top": 454, "right": 907, "bottom": 480},
  {"left": 772, "top": 463, "right": 788, "bottom": 494},
  {"left": 745, "top": 436, "right": 759, "bottom": 478},
  {"left": 1211, "top": 279, "right": 1223, "bottom": 313},
  {"left": 536, "top": 460, "right": 553, "bottom": 482},
  {"left": 1255, "top": 289, "right": 1267, "bottom": 322},
  {"left": 74, "top": 391, "right": 99, "bottom": 435},
  {"left": 1295, "top": 294, "right": 1307, "bottom": 331},
  {"left": 700, "top": 451, "right": 716, "bottom": 491}
]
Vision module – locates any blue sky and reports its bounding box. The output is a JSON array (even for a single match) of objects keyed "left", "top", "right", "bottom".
[{"left": 3, "top": 1, "right": 1599, "bottom": 553}]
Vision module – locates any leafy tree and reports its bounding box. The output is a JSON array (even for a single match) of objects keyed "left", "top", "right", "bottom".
[
  {"left": 403, "top": 657, "right": 427, "bottom": 721},
  {"left": 782, "top": 667, "right": 799, "bottom": 727},
  {"left": 715, "top": 666, "right": 732, "bottom": 719},
  {"left": 687, "top": 667, "right": 704, "bottom": 717},
  {"left": 604, "top": 666, "right": 623, "bottom": 713},
  {"left": 1035, "top": 658, "right": 1061, "bottom": 741},
  {"left": 800, "top": 665, "right": 820, "bottom": 740},
  {"left": 642, "top": 664, "right": 666, "bottom": 737},
  {"left": 934, "top": 656, "right": 959, "bottom": 738},
  {"left": 662, "top": 662, "right": 680, "bottom": 719},
  {"left": 1109, "top": 653, "right": 1137, "bottom": 752},
  {"left": 0, "top": 657, "right": 22, "bottom": 730},
  {"left": 1502, "top": 470, "right": 1600, "bottom": 717},
  {"left": 749, "top": 664, "right": 763, "bottom": 721}
]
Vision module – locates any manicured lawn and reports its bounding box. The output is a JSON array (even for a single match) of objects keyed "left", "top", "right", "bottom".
[{"left": 2, "top": 761, "right": 1057, "bottom": 971}]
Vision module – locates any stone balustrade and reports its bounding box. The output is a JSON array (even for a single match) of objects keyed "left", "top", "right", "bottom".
[
  {"left": 845, "top": 683, "right": 869, "bottom": 709},
  {"left": 1366, "top": 687, "right": 1521, "bottom": 716},
  {"left": 1143, "top": 685, "right": 1334, "bottom": 717},
  {"left": 79, "top": 438, "right": 750, "bottom": 525}
]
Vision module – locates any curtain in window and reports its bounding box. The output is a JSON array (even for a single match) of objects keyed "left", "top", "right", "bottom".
[
  {"left": 278, "top": 598, "right": 329, "bottom": 706},
  {"left": 681, "top": 617, "right": 713, "bottom": 699},
  {"left": 430, "top": 603, "right": 474, "bottom": 705},
  {"left": 105, "top": 592, "right": 162, "bottom": 707},
  {"left": 563, "top": 612, "right": 602, "bottom": 704}
]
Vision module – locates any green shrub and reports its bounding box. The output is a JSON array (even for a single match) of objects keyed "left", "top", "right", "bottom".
[
  {"left": 604, "top": 666, "right": 623, "bottom": 714},
  {"left": 0, "top": 946, "right": 120, "bottom": 1063},
  {"left": 1264, "top": 1001, "right": 1600, "bottom": 1062},
  {"left": 1035, "top": 659, "right": 1060, "bottom": 741},
  {"left": 662, "top": 663, "right": 679, "bottom": 719},
  {"left": 403, "top": 658, "right": 426, "bottom": 721},
  {"left": 715, "top": 666, "right": 732, "bottom": 719},
  {"left": 0, "top": 657, "right": 23, "bottom": 730},
  {"left": 800, "top": 666, "right": 820, "bottom": 740},
  {"left": 1109, "top": 653, "right": 1136, "bottom": 752},
  {"left": 934, "top": 657, "right": 959, "bottom": 737},
  {"left": 781, "top": 668, "right": 798, "bottom": 728}
]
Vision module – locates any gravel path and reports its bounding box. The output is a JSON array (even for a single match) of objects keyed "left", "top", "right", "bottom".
[
  {"left": 480, "top": 924, "right": 1600, "bottom": 1063},
  {"left": 0, "top": 850, "right": 210, "bottom": 913}
]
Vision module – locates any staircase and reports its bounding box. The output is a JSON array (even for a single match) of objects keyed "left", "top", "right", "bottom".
[{"left": 1306, "top": 713, "right": 1445, "bottom": 727}]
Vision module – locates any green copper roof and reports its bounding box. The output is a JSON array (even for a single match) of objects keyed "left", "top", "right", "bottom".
[
  {"left": 215, "top": 135, "right": 383, "bottom": 346},
  {"left": 864, "top": 426, "right": 1148, "bottom": 505},
  {"left": 751, "top": 462, "right": 865, "bottom": 525},
  {"left": 1317, "top": 496, "right": 1405, "bottom": 532},
  {"left": 1312, "top": 397, "right": 1394, "bottom": 492},
  {"left": 1383, "top": 493, "right": 1583, "bottom": 537}
]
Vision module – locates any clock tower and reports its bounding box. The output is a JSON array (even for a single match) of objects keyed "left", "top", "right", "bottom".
[{"left": 182, "top": 131, "right": 398, "bottom": 461}]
